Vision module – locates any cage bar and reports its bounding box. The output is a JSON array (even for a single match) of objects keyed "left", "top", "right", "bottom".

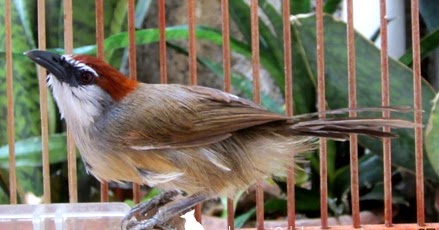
[
  {"left": 315, "top": 0, "right": 328, "bottom": 228},
  {"left": 221, "top": 0, "right": 235, "bottom": 228},
  {"left": 158, "top": 0, "right": 167, "bottom": 84},
  {"left": 187, "top": 0, "right": 202, "bottom": 222},
  {"left": 95, "top": 0, "right": 109, "bottom": 202},
  {"left": 410, "top": 0, "right": 425, "bottom": 226},
  {"left": 37, "top": 0, "right": 51, "bottom": 204},
  {"left": 249, "top": 0, "right": 264, "bottom": 229},
  {"left": 126, "top": 0, "right": 141, "bottom": 204},
  {"left": 379, "top": 0, "right": 392, "bottom": 227},
  {"left": 283, "top": 0, "right": 295, "bottom": 229},
  {"left": 5, "top": 0, "right": 17, "bottom": 205},
  {"left": 346, "top": 0, "right": 360, "bottom": 228},
  {"left": 188, "top": 0, "right": 197, "bottom": 86},
  {"left": 63, "top": 0, "right": 78, "bottom": 203}
]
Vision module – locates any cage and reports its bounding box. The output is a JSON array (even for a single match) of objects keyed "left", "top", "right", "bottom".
[{"left": 1, "top": 0, "right": 439, "bottom": 229}]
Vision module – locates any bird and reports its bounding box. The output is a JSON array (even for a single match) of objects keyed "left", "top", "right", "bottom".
[{"left": 25, "top": 50, "right": 415, "bottom": 230}]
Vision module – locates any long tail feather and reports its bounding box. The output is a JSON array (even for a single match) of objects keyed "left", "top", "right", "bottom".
[{"left": 287, "top": 107, "right": 417, "bottom": 139}]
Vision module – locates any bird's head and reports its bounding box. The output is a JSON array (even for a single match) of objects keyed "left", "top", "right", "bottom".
[{"left": 25, "top": 50, "right": 138, "bottom": 126}]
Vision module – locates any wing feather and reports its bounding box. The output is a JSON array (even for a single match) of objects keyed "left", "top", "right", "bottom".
[{"left": 102, "top": 84, "right": 287, "bottom": 150}]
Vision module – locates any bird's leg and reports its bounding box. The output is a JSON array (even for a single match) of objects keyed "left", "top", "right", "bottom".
[
  {"left": 127, "top": 193, "right": 208, "bottom": 230},
  {"left": 122, "top": 190, "right": 181, "bottom": 228}
]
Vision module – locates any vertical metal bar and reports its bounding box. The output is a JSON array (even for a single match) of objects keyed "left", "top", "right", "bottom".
[
  {"left": 283, "top": 0, "right": 295, "bottom": 229},
  {"left": 37, "top": 0, "right": 51, "bottom": 204},
  {"left": 411, "top": 0, "right": 425, "bottom": 226},
  {"left": 95, "top": 0, "right": 109, "bottom": 202},
  {"left": 158, "top": 0, "right": 167, "bottom": 84},
  {"left": 187, "top": 0, "right": 202, "bottom": 222},
  {"left": 222, "top": 0, "right": 231, "bottom": 94},
  {"left": 188, "top": 0, "right": 197, "bottom": 86},
  {"left": 96, "top": 0, "right": 105, "bottom": 60},
  {"left": 346, "top": 0, "right": 360, "bottom": 228},
  {"left": 5, "top": 0, "right": 17, "bottom": 205},
  {"left": 221, "top": 0, "right": 234, "bottom": 228},
  {"left": 127, "top": 0, "right": 140, "bottom": 204},
  {"left": 226, "top": 199, "right": 234, "bottom": 230},
  {"left": 250, "top": 0, "right": 260, "bottom": 105},
  {"left": 316, "top": 0, "right": 328, "bottom": 228},
  {"left": 250, "top": 0, "right": 263, "bottom": 229},
  {"left": 63, "top": 0, "right": 78, "bottom": 203},
  {"left": 127, "top": 0, "right": 137, "bottom": 81},
  {"left": 380, "top": 0, "right": 392, "bottom": 227}
]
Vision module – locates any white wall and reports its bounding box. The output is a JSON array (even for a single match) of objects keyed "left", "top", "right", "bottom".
[{"left": 341, "top": 0, "right": 406, "bottom": 59}]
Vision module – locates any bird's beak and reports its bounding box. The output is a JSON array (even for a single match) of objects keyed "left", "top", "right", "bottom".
[{"left": 24, "top": 50, "right": 68, "bottom": 82}]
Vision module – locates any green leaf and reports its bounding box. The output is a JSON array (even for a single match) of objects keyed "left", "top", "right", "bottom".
[
  {"left": 333, "top": 154, "right": 384, "bottom": 196},
  {"left": 258, "top": 0, "right": 285, "bottom": 69},
  {"left": 323, "top": 0, "right": 343, "bottom": 14},
  {"left": 0, "top": 134, "right": 70, "bottom": 168},
  {"left": 167, "top": 42, "right": 284, "bottom": 114},
  {"left": 0, "top": 1, "right": 41, "bottom": 146},
  {"left": 135, "top": 0, "right": 152, "bottom": 28},
  {"left": 228, "top": 0, "right": 252, "bottom": 46},
  {"left": 13, "top": 0, "right": 36, "bottom": 48},
  {"left": 399, "top": 29, "right": 439, "bottom": 66},
  {"left": 229, "top": 0, "right": 284, "bottom": 82},
  {"left": 291, "top": 0, "right": 311, "bottom": 14},
  {"left": 426, "top": 94, "right": 439, "bottom": 178},
  {"left": 234, "top": 207, "right": 255, "bottom": 228},
  {"left": 420, "top": 0, "right": 439, "bottom": 32},
  {"left": 326, "top": 140, "right": 337, "bottom": 193},
  {"left": 292, "top": 15, "right": 437, "bottom": 180},
  {"left": 360, "top": 184, "right": 409, "bottom": 206},
  {"left": 289, "top": 16, "right": 322, "bottom": 115},
  {"left": 295, "top": 186, "right": 320, "bottom": 211}
]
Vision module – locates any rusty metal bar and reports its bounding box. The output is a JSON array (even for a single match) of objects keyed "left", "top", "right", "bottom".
[
  {"left": 37, "top": 0, "right": 51, "bottom": 204},
  {"left": 63, "top": 0, "right": 78, "bottom": 203},
  {"left": 96, "top": 0, "right": 105, "bottom": 60},
  {"left": 187, "top": 0, "right": 202, "bottom": 222},
  {"left": 158, "top": 0, "right": 167, "bottom": 83},
  {"left": 346, "top": 0, "right": 360, "bottom": 228},
  {"left": 222, "top": 0, "right": 231, "bottom": 94},
  {"left": 250, "top": 0, "right": 260, "bottom": 105},
  {"left": 128, "top": 0, "right": 137, "bottom": 81},
  {"left": 127, "top": 0, "right": 141, "bottom": 204},
  {"left": 250, "top": 0, "right": 263, "bottom": 229},
  {"left": 283, "top": 0, "right": 295, "bottom": 228},
  {"left": 5, "top": 0, "right": 17, "bottom": 205},
  {"left": 221, "top": 0, "right": 234, "bottom": 228},
  {"left": 379, "top": 0, "right": 392, "bottom": 227},
  {"left": 316, "top": 0, "right": 328, "bottom": 228},
  {"left": 95, "top": 0, "right": 109, "bottom": 202},
  {"left": 188, "top": 0, "right": 197, "bottom": 86},
  {"left": 411, "top": 0, "right": 425, "bottom": 226}
]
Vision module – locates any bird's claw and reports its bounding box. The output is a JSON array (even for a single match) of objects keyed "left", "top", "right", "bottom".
[
  {"left": 121, "top": 190, "right": 181, "bottom": 230},
  {"left": 125, "top": 216, "right": 176, "bottom": 230}
]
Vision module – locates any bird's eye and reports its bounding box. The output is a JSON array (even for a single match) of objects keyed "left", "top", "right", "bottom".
[{"left": 80, "top": 71, "right": 95, "bottom": 84}]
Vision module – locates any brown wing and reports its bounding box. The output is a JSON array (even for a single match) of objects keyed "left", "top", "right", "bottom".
[{"left": 107, "top": 84, "right": 287, "bottom": 150}]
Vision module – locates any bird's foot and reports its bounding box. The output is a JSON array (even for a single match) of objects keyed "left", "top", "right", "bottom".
[
  {"left": 121, "top": 193, "right": 208, "bottom": 230},
  {"left": 121, "top": 190, "right": 180, "bottom": 229},
  {"left": 126, "top": 216, "right": 176, "bottom": 230}
]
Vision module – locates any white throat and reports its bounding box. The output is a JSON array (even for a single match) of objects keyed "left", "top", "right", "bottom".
[{"left": 48, "top": 74, "right": 111, "bottom": 128}]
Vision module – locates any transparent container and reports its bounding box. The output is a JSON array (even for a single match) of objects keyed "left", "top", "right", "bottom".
[{"left": 0, "top": 202, "right": 131, "bottom": 230}]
